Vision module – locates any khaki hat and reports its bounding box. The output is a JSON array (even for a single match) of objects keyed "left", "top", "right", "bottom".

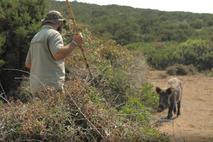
[{"left": 41, "top": 10, "right": 65, "bottom": 24}]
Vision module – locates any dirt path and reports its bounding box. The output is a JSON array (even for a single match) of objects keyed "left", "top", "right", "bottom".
[{"left": 148, "top": 71, "right": 213, "bottom": 142}]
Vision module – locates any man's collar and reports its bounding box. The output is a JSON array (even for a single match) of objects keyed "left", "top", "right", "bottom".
[{"left": 42, "top": 25, "right": 54, "bottom": 29}]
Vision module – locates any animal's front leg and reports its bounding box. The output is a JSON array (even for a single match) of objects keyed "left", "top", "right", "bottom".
[
  {"left": 177, "top": 101, "right": 181, "bottom": 116},
  {"left": 167, "top": 101, "right": 176, "bottom": 119},
  {"left": 173, "top": 103, "right": 177, "bottom": 114},
  {"left": 167, "top": 105, "right": 173, "bottom": 119}
]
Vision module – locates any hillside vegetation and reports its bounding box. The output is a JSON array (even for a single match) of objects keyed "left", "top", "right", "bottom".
[
  {"left": 53, "top": 1, "right": 213, "bottom": 45},
  {"left": 0, "top": 0, "right": 169, "bottom": 141},
  {"left": 0, "top": 31, "right": 167, "bottom": 141},
  {"left": 0, "top": 0, "right": 49, "bottom": 93},
  {"left": 127, "top": 39, "right": 213, "bottom": 71},
  {"left": 0, "top": 0, "right": 213, "bottom": 141},
  {"left": 53, "top": 1, "right": 213, "bottom": 73}
]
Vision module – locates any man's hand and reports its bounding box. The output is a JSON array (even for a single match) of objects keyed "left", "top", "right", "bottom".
[
  {"left": 72, "top": 32, "right": 83, "bottom": 47},
  {"left": 25, "top": 63, "right": 31, "bottom": 70},
  {"left": 53, "top": 33, "right": 83, "bottom": 60}
]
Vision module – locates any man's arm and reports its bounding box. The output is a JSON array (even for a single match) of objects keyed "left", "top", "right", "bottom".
[
  {"left": 51, "top": 33, "right": 83, "bottom": 61},
  {"left": 53, "top": 41, "right": 77, "bottom": 60}
]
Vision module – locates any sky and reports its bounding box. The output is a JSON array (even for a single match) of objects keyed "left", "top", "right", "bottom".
[{"left": 62, "top": 0, "right": 213, "bottom": 14}]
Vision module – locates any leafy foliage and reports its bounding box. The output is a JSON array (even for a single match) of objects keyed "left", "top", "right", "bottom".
[
  {"left": 177, "top": 39, "right": 213, "bottom": 70},
  {"left": 205, "top": 69, "right": 213, "bottom": 77},
  {"left": 0, "top": 0, "right": 49, "bottom": 93},
  {"left": 52, "top": 1, "right": 213, "bottom": 72},
  {"left": 0, "top": 27, "right": 167, "bottom": 141},
  {"left": 127, "top": 39, "right": 213, "bottom": 71},
  {"left": 166, "top": 64, "right": 197, "bottom": 75},
  {"left": 0, "top": 78, "right": 166, "bottom": 141},
  {"left": 52, "top": 1, "right": 213, "bottom": 45},
  {"left": 5, "top": 1, "right": 213, "bottom": 141}
]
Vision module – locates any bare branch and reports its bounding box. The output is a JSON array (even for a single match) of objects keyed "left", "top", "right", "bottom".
[{"left": 64, "top": 88, "right": 105, "bottom": 138}]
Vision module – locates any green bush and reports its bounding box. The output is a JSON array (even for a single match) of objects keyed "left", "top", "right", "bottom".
[
  {"left": 140, "top": 83, "right": 159, "bottom": 110},
  {"left": 127, "top": 42, "right": 180, "bottom": 69},
  {"left": 177, "top": 39, "right": 213, "bottom": 70},
  {"left": 166, "top": 64, "right": 197, "bottom": 75},
  {"left": 119, "top": 83, "right": 167, "bottom": 141},
  {"left": 0, "top": 0, "right": 49, "bottom": 95},
  {"left": 121, "top": 95, "right": 151, "bottom": 124},
  {"left": 205, "top": 68, "right": 213, "bottom": 77},
  {"left": 120, "top": 83, "right": 159, "bottom": 124},
  {"left": 127, "top": 39, "right": 213, "bottom": 71}
]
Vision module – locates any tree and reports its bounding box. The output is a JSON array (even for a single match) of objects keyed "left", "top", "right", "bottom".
[{"left": 0, "top": 0, "right": 49, "bottom": 94}]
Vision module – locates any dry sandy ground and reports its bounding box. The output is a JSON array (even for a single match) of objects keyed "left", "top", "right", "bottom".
[{"left": 148, "top": 71, "right": 213, "bottom": 142}]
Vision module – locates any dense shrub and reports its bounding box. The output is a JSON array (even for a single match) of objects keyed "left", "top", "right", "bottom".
[
  {"left": 52, "top": 1, "right": 213, "bottom": 45},
  {"left": 65, "top": 36, "right": 148, "bottom": 107},
  {"left": 127, "top": 39, "right": 213, "bottom": 71},
  {"left": 120, "top": 83, "right": 159, "bottom": 124},
  {"left": 0, "top": 29, "right": 167, "bottom": 141},
  {"left": 166, "top": 64, "right": 197, "bottom": 75},
  {"left": 0, "top": 80, "right": 148, "bottom": 141},
  {"left": 0, "top": 0, "right": 49, "bottom": 94},
  {"left": 127, "top": 42, "right": 180, "bottom": 69},
  {"left": 205, "top": 68, "right": 213, "bottom": 77},
  {"left": 140, "top": 83, "right": 159, "bottom": 110},
  {"left": 177, "top": 39, "right": 213, "bottom": 70}
]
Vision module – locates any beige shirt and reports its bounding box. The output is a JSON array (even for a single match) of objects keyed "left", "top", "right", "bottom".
[{"left": 25, "top": 25, "right": 65, "bottom": 93}]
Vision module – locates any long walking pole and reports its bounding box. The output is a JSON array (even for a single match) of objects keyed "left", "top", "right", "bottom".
[{"left": 65, "top": 0, "right": 93, "bottom": 78}]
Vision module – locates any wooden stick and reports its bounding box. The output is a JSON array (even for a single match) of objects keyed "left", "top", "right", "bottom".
[{"left": 65, "top": 0, "right": 93, "bottom": 78}]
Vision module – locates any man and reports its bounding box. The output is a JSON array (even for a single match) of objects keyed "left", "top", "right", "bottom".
[{"left": 25, "top": 10, "right": 83, "bottom": 93}]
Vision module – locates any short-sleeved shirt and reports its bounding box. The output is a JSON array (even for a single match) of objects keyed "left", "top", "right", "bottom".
[{"left": 25, "top": 25, "right": 65, "bottom": 93}]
